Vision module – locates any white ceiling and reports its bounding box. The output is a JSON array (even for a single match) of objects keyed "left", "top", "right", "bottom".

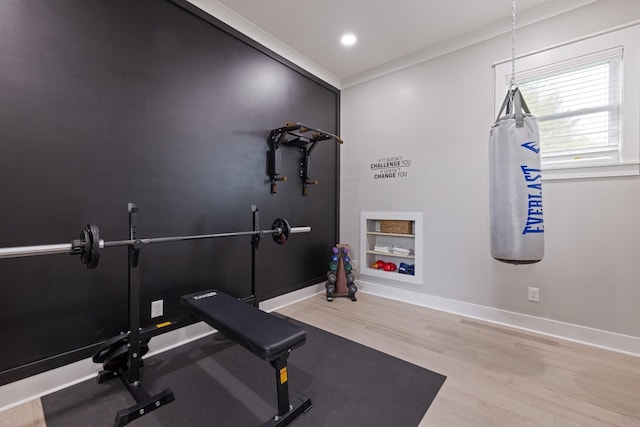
[{"left": 202, "top": 0, "right": 599, "bottom": 87}]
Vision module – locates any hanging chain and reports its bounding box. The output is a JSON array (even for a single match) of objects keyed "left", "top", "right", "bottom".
[{"left": 510, "top": 0, "right": 517, "bottom": 89}]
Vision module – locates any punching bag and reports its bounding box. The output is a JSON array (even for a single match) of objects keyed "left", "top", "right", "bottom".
[{"left": 489, "top": 88, "right": 544, "bottom": 264}]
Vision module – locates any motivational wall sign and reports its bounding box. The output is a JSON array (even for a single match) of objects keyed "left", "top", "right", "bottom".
[{"left": 370, "top": 155, "right": 412, "bottom": 180}]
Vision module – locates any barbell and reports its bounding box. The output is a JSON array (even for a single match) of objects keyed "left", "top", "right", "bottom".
[{"left": 0, "top": 218, "right": 310, "bottom": 269}]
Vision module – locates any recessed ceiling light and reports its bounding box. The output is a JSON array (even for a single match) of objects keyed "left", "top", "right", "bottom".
[{"left": 341, "top": 33, "right": 357, "bottom": 46}]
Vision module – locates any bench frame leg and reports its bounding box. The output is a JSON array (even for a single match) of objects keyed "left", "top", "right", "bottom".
[
  {"left": 261, "top": 354, "right": 313, "bottom": 426},
  {"left": 272, "top": 354, "right": 291, "bottom": 416}
]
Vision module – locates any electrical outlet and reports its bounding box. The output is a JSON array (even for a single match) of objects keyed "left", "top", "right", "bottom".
[
  {"left": 352, "top": 260, "right": 358, "bottom": 270},
  {"left": 151, "top": 299, "right": 163, "bottom": 318},
  {"left": 528, "top": 287, "right": 540, "bottom": 302}
]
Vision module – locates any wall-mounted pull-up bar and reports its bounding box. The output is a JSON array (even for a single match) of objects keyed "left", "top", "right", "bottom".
[{"left": 268, "top": 122, "right": 343, "bottom": 195}]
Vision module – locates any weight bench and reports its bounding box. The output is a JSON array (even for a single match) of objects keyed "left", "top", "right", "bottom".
[{"left": 180, "top": 290, "right": 312, "bottom": 426}]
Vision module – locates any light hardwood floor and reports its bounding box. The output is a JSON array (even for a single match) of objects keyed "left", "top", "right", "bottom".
[
  {"left": 0, "top": 399, "right": 45, "bottom": 427},
  {"left": 278, "top": 293, "right": 640, "bottom": 427},
  {"left": 2, "top": 292, "right": 640, "bottom": 426}
]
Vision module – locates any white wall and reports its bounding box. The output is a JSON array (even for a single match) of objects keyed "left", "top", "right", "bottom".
[{"left": 341, "top": 0, "right": 640, "bottom": 341}]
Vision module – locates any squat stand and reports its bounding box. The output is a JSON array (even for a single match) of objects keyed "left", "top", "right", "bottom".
[
  {"left": 94, "top": 204, "right": 290, "bottom": 426},
  {"left": 96, "top": 203, "right": 175, "bottom": 427}
]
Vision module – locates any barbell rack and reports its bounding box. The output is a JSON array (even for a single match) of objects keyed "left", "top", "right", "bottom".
[{"left": 0, "top": 202, "right": 311, "bottom": 426}]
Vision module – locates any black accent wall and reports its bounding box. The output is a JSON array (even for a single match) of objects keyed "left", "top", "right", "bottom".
[{"left": 0, "top": 0, "right": 339, "bottom": 385}]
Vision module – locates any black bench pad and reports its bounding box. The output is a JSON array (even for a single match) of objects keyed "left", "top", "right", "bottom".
[{"left": 180, "top": 290, "right": 306, "bottom": 361}]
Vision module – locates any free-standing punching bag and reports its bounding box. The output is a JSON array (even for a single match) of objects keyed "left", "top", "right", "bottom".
[{"left": 489, "top": 88, "right": 544, "bottom": 264}]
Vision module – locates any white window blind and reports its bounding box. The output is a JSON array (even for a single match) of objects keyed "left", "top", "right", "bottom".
[
  {"left": 493, "top": 23, "right": 640, "bottom": 180},
  {"left": 515, "top": 48, "right": 622, "bottom": 167}
]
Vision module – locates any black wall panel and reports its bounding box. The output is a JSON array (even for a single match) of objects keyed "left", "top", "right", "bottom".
[{"left": 0, "top": 0, "right": 339, "bottom": 384}]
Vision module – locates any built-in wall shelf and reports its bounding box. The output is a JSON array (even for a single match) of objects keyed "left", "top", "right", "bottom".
[
  {"left": 365, "top": 250, "right": 415, "bottom": 259},
  {"left": 366, "top": 232, "right": 415, "bottom": 238},
  {"left": 360, "top": 211, "right": 423, "bottom": 285}
]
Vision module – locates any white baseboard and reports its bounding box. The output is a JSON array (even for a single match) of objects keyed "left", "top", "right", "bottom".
[
  {"left": 258, "top": 283, "right": 325, "bottom": 313},
  {"left": 357, "top": 279, "right": 640, "bottom": 357},
  {"left": 0, "top": 284, "right": 325, "bottom": 412}
]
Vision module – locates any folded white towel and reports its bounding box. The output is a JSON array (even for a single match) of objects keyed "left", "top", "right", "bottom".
[{"left": 391, "top": 246, "right": 414, "bottom": 255}]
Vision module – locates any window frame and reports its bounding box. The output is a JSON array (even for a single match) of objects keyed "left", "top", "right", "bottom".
[{"left": 493, "top": 23, "right": 640, "bottom": 180}]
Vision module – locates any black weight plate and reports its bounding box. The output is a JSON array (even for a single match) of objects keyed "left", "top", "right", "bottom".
[
  {"left": 271, "top": 218, "right": 290, "bottom": 245},
  {"left": 93, "top": 333, "right": 128, "bottom": 364}
]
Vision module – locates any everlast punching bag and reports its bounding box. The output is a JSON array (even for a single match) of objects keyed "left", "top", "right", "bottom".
[{"left": 489, "top": 88, "right": 544, "bottom": 264}]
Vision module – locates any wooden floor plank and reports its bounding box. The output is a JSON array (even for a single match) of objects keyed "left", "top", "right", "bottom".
[{"left": 0, "top": 399, "right": 46, "bottom": 427}]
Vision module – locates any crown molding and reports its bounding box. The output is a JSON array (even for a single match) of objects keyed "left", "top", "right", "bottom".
[{"left": 186, "top": 0, "right": 341, "bottom": 88}]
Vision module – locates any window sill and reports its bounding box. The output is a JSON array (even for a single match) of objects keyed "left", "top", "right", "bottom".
[{"left": 542, "top": 162, "right": 639, "bottom": 181}]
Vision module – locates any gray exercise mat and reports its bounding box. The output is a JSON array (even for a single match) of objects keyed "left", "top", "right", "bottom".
[{"left": 42, "top": 318, "right": 446, "bottom": 426}]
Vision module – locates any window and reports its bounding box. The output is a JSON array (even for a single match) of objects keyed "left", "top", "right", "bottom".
[
  {"left": 494, "top": 24, "right": 640, "bottom": 180},
  {"left": 518, "top": 49, "right": 621, "bottom": 167}
]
